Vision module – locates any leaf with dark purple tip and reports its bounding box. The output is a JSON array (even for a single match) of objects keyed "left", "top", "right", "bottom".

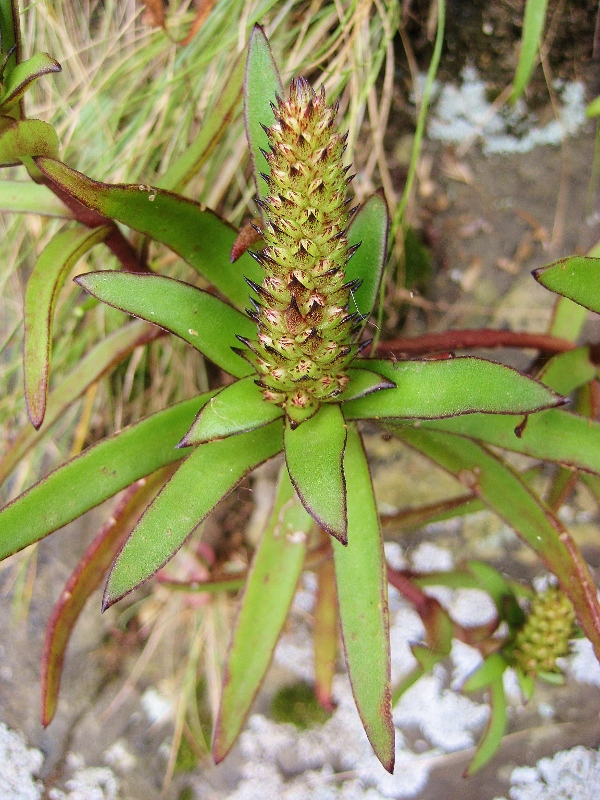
[{"left": 333, "top": 423, "right": 394, "bottom": 772}]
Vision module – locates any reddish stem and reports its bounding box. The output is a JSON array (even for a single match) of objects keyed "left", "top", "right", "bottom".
[{"left": 372, "top": 329, "right": 576, "bottom": 357}]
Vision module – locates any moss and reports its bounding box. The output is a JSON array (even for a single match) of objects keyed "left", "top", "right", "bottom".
[{"left": 270, "top": 681, "right": 332, "bottom": 729}]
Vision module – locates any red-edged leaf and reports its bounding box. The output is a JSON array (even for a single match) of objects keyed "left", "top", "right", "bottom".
[
  {"left": 103, "top": 420, "right": 284, "bottom": 607},
  {"left": 213, "top": 466, "right": 311, "bottom": 761},
  {"left": 285, "top": 404, "right": 348, "bottom": 543},
  {"left": 24, "top": 225, "right": 111, "bottom": 429},
  {"left": 41, "top": 464, "right": 178, "bottom": 725},
  {"left": 333, "top": 423, "right": 394, "bottom": 772}
]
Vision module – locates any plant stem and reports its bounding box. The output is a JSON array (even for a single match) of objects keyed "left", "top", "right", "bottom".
[{"left": 372, "top": 329, "right": 576, "bottom": 356}]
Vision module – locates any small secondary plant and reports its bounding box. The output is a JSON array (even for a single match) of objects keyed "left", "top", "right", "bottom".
[{"left": 2, "top": 0, "right": 600, "bottom": 777}]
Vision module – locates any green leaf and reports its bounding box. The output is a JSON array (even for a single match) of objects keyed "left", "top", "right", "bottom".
[
  {"left": 397, "top": 408, "right": 600, "bottom": 475},
  {"left": 0, "top": 180, "right": 73, "bottom": 216},
  {"left": 510, "top": 0, "right": 548, "bottom": 102},
  {"left": 213, "top": 466, "right": 311, "bottom": 761},
  {"left": 313, "top": 557, "right": 337, "bottom": 711},
  {"left": 533, "top": 256, "right": 600, "bottom": 314},
  {"left": 586, "top": 95, "right": 600, "bottom": 119},
  {"left": 536, "top": 346, "right": 598, "bottom": 396},
  {"left": 41, "top": 465, "right": 177, "bottom": 726},
  {"left": 345, "top": 192, "right": 389, "bottom": 321},
  {"left": 332, "top": 423, "right": 394, "bottom": 772},
  {"left": 0, "top": 118, "right": 58, "bottom": 168},
  {"left": 0, "top": 321, "right": 159, "bottom": 487},
  {"left": 0, "top": 392, "right": 217, "bottom": 559},
  {"left": 336, "top": 367, "right": 395, "bottom": 401},
  {"left": 390, "top": 426, "right": 600, "bottom": 662},
  {"left": 0, "top": 52, "right": 60, "bottom": 113},
  {"left": 34, "top": 158, "right": 262, "bottom": 311},
  {"left": 244, "top": 25, "right": 283, "bottom": 201},
  {"left": 465, "top": 561, "right": 525, "bottom": 627},
  {"left": 180, "top": 375, "right": 282, "bottom": 445},
  {"left": 0, "top": 0, "right": 21, "bottom": 107},
  {"left": 157, "top": 50, "right": 245, "bottom": 193},
  {"left": 104, "top": 420, "right": 284, "bottom": 607},
  {"left": 285, "top": 404, "right": 347, "bottom": 543},
  {"left": 24, "top": 225, "right": 112, "bottom": 429},
  {"left": 464, "top": 653, "right": 508, "bottom": 775},
  {"left": 75, "top": 271, "right": 254, "bottom": 378},
  {"left": 344, "top": 358, "right": 562, "bottom": 420}
]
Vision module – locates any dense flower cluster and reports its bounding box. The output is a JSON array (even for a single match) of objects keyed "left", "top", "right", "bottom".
[
  {"left": 513, "top": 587, "right": 576, "bottom": 675},
  {"left": 238, "top": 78, "right": 362, "bottom": 427}
]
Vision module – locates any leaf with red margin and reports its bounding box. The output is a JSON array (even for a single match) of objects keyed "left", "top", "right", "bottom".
[
  {"left": 75, "top": 271, "right": 254, "bottom": 379},
  {"left": 285, "top": 404, "right": 348, "bottom": 543},
  {"left": 0, "top": 52, "right": 61, "bottom": 114},
  {"left": 389, "top": 425, "right": 600, "bottom": 664},
  {"left": 212, "top": 466, "right": 311, "bottom": 762},
  {"left": 0, "top": 321, "right": 161, "bottom": 487},
  {"left": 332, "top": 423, "right": 394, "bottom": 772},
  {"left": 0, "top": 392, "right": 216, "bottom": 560},
  {"left": 24, "top": 224, "right": 111, "bottom": 429},
  {"left": 103, "top": 420, "right": 284, "bottom": 607},
  {"left": 34, "top": 157, "right": 262, "bottom": 311},
  {"left": 41, "top": 463, "right": 179, "bottom": 725}
]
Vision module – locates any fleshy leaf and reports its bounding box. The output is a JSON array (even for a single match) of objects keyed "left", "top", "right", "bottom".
[
  {"left": 180, "top": 375, "right": 283, "bottom": 445},
  {"left": 75, "top": 271, "right": 254, "bottom": 378},
  {"left": 25, "top": 225, "right": 111, "bottom": 429},
  {"left": 0, "top": 0, "right": 21, "bottom": 112},
  {"left": 391, "top": 426, "right": 600, "bottom": 662},
  {"left": 157, "top": 49, "right": 245, "bottom": 192},
  {"left": 344, "top": 357, "right": 563, "bottom": 420},
  {"left": 284, "top": 404, "right": 347, "bottom": 542},
  {"left": 0, "top": 393, "right": 216, "bottom": 559},
  {"left": 533, "top": 256, "right": 600, "bottom": 314},
  {"left": 0, "top": 52, "right": 61, "bottom": 113},
  {"left": 104, "top": 420, "right": 284, "bottom": 607},
  {"left": 35, "top": 158, "right": 262, "bottom": 310},
  {"left": 396, "top": 409, "right": 600, "bottom": 475},
  {"left": 536, "top": 346, "right": 598, "bottom": 396},
  {"left": 0, "top": 118, "right": 59, "bottom": 168},
  {"left": 0, "top": 321, "right": 160, "bottom": 486},
  {"left": 345, "top": 192, "right": 389, "bottom": 321},
  {"left": 336, "top": 367, "right": 395, "bottom": 402},
  {"left": 0, "top": 180, "right": 73, "bottom": 216},
  {"left": 41, "top": 465, "right": 177, "bottom": 725},
  {"left": 463, "top": 653, "right": 508, "bottom": 775},
  {"left": 213, "top": 466, "right": 311, "bottom": 761},
  {"left": 333, "top": 423, "right": 394, "bottom": 772},
  {"left": 313, "top": 556, "right": 337, "bottom": 711},
  {"left": 244, "top": 25, "right": 283, "bottom": 200},
  {"left": 510, "top": 0, "right": 548, "bottom": 102}
]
